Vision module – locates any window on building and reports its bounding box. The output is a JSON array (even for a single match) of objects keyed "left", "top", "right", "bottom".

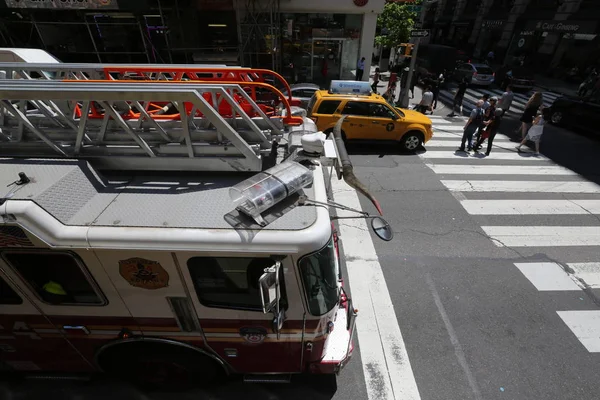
[
  {"left": 187, "top": 257, "right": 288, "bottom": 311},
  {"left": 341, "top": 101, "right": 370, "bottom": 116},
  {"left": 316, "top": 100, "right": 341, "bottom": 114},
  {"left": 1, "top": 251, "right": 104, "bottom": 306},
  {"left": 0, "top": 276, "right": 22, "bottom": 305}
]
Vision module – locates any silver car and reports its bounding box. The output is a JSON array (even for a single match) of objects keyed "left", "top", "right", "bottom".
[
  {"left": 454, "top": 63, "right": 495, "bottom": 86},
  {"left": 283, "top": 83, "right": 321, "bottom": 108}
]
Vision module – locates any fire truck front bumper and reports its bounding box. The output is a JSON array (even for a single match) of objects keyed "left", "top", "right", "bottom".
[{"left": 310, "top": 305, "right": 358, "bottom": 374}]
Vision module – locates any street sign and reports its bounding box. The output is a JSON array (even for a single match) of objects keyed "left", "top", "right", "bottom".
[{"left": 410, "top": 29, "right": 430, "bottom": 38}]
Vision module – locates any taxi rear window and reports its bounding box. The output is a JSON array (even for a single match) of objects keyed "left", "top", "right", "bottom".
[{"left": 316, "top": 100, "right": 341, "bottom": 114}]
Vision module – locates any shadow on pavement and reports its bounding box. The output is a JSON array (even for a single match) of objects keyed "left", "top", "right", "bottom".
[{"left": 0, "top": 374, "right": 338, "bottom": 400}]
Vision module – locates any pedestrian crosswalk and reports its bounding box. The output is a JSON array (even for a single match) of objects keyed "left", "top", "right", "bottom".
[
  {"left": 422, "top": 115, "right": 600, "bottom": 353},
  {"left": 437, "top": 85, "right": 562, "bottom": 116}
]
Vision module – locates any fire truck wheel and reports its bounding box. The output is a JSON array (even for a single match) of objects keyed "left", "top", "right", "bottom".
[{"left": 96, "top": 339, "right": 226, "bottom": 389}]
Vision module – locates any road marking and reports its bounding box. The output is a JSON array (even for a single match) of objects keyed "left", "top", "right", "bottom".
[
  {"left": 421, "top": 151, "right": 548, "bottom": 161},
  {"left": 568, "top": 263, "right": 600, "bottom": 288},
  {"left": 557, "top": 311, "right": 600, "bottom": 352},
  {"left": 431, "top": 132, "right": 463, "bottom": 138},
  {"left": 425, "top": 274, "right": 483, "bottom": 400},
  {"left": 425, "top": 138, "right": 512, "bottom": 148},
  {"left": 427, "top": 164, "right": 576, "bottom": 176},
  {"left": 441, "top": 180, "right": 600, "bottom": 193},
  {"left": 514, "top": 262, "right": 582, "bottom": 291},
  {"left": 432, "top": 126, "right": 466, "bottom": 132},
  {"left": 331, "top": 178, "right": 421, "bottom": 400},
  {"left": 460, "top": 200, "right": 600, "bottom": 215},
  {"left": 481, "top": 226, "right": 600, "bottom": 247}
]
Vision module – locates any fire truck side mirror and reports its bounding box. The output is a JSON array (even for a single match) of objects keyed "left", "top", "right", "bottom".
[{"left": 259, "top": 261, "right": 281, "bottom": 314}]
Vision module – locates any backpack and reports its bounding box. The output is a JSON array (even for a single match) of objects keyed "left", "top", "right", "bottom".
[{"left": 472, "top": 108, "right": 484, "bottom": 128}]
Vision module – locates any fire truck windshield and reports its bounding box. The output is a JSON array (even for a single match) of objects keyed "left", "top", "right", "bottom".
[{"left": 299, "top": 238, "right": 339, "bottom": 316}]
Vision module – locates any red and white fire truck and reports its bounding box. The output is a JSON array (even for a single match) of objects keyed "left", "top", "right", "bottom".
[{"left": 0, "top": 60, "right": 391, "bottom": 385}]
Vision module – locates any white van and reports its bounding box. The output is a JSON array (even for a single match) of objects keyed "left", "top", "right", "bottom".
[{"left": 0, "top": 48, "right": 61, "bottom": 79}]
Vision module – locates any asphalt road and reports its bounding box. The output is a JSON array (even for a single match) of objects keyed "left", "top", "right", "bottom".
[{"left": 3, "top": 91, "right": 600, "bottom": 400}]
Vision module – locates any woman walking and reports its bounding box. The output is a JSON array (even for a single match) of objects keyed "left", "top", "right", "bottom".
[
  {"left": 516, "top": 92, "right": 543, "bottom": 140},
  {"left": 516, "top": 111, "right": 545, "bottom": 156},
  {"left": 474, "top": 108, "right": 504, "bottom": 156}
]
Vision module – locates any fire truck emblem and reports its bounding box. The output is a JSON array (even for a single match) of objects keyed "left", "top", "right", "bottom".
[
  {"left": 119, "top": 258, "right": 169, "bottom": 290},
  {"left": 240, "top": 327, "right": 268, "bottom": 344}
]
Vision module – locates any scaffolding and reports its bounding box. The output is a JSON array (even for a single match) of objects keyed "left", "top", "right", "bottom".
[{"left": 238, "top": 0, "right": 281, "bottom": 71}]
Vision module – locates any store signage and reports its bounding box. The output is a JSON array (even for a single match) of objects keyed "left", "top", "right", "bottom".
[
  {"left": 353, "top": 0, "right": 368, "bottom": 7},
  {"left": 4, "top": 0, "right": 119, "bottom": 9},
  {"left": 482, "top": 20, "right": 506, "bottom": 30},
  {"left": 530, "top": 20, "right": 597, "bottom": 34}
]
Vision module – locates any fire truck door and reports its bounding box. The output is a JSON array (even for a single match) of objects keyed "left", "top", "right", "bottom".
[
  {"left": 0, "top": 249, "right": 140, "bottom": 368},
  {"left": 91, "top": 250, "right": 205, "bottom": 344},
  {"left": 0, "top": 268, "right": 92, "bottom": 372},
  {"left": 175, "top": 253, "right": 305, "bottom": 374}
]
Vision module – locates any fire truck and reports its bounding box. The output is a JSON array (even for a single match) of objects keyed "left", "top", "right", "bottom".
[{"left": 0, "top": 60, "right": 392, "bottom": 385}]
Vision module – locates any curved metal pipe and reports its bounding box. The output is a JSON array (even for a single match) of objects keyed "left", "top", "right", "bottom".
[{"left": 332, "top": 116, "right": 383, "bottom": 216}]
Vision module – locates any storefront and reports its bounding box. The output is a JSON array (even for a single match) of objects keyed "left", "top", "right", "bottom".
[
  {"left": 0, "top": 0, "right": 383, "bottom": 83},
  {"left": 0, "top": 0, "right": 239, "bottom": 64}
]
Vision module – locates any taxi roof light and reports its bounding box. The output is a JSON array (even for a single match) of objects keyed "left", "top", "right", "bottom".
[{"left": 329, "top": 80, "right": 372, "bottom": 96}]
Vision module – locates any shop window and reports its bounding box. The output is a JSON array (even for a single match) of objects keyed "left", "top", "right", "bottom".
[
  {"left": 316, "top": 100, "right": 341, "bottom": 114},
  {"left": 341, "top": 101, "right": 370, "bottom": 116},
  {"left": 1, "top": 251, "right": 104, "bottom": 306},
  {"left": 187, "top": 257, "right": 288, "bottom": 311},
  {"left": 0, "top": 276, "right": 22, "bottom": 305}
]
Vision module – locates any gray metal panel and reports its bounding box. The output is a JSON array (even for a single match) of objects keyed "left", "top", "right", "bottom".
[
  {"left": 0, "top": 159, "right": 80, "bottom": 201},
  {"left": 91, "top": 176, "right": 317, "bottom": 230},
  {"left": 1, "top": 161, "right": 317, "bottom": 231}
]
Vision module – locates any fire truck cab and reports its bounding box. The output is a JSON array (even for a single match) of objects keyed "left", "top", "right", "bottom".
[{"left": 0, "top": 66, "right": 390, "bottom": 385}]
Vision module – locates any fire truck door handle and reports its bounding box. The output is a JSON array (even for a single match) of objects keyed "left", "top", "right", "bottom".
[{"left": 62, "top": 325, "right": 90, "bottom": 334}]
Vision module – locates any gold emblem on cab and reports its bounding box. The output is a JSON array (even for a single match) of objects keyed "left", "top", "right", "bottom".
[{"left": 119, "top": 257, "right": 169, "bottom": 289}]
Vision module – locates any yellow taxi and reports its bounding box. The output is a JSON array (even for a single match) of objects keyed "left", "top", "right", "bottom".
[{"left": 306, "top": 81, "right": 433, "bottom": 151}]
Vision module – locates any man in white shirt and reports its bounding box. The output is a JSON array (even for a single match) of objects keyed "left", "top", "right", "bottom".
[
  {"left": 356, "top": 57, "right": 366, "bottom": 81},
  {"left": 497, "top": 85, "right": 514, "bottom": 116},
  {"left": 417, "top": 86, "right": 434, "bottom": 114}
]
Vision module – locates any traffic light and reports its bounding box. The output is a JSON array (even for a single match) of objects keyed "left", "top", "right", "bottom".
[{"left": 398, "top": 43, "right": 414, "bottom": 57}]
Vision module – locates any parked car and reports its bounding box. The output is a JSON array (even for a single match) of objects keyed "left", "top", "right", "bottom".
[
  {"left": 453, "top": 63, "right": 495, "bottom": 86},
  {"left": 544, "top": 94, "right": 600, "bottom": 134},
  {"left": 283, "top": 83, "right": 321, "bottom": 108},
  {"left": 495, "top": 66, "right": 535, "bottom": 91}
]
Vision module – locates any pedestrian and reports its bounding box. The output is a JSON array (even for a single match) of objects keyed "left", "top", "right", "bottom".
[
  {"left": 410, "top": 73, "right": 416, "bottom": 99},
  {"left": 480, "top": 93, "right": 491, "bottom": 111},
  {"left": 516, "top": 91, "right": 543, "bottom": 140},
  {"left": 384, "top": 81, "right": 397, "bottom": 104},
  {"left": 516, "top": 110, "right": 545, "bottom": 156},
  {"left": 371, "top": 67, "right": 380, "bottom": 93},
  {"left": 448, "top": 77, "right": 469, "bottom": 117},
  {"left": 474, "top": 108, "right": 504, "bottom": 156},
  {"left": 458, "top": 100, "right": 485, "bottom": 152},
  {"left": 416, "top": 86, "right": 434, "bottom": 114},
  {"left": 497, "top": 85, "right": 514, "bottom": 116},
  {"left": 356, "top": 57, "right": 366, "bottom": 81},
  {"left": 474, "top": 96, "right": 497, "bottom": 147},
  {"left": 487, "top": 50, "right": 495, "bottom": 65}
]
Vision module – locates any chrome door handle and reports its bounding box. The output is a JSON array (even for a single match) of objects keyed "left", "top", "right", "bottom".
[
  {"left": 372, "top": 121, "right": 378, "bottom": 124},
  {"left": 63, "top": 325, "right": 90, "bottom": 334}
]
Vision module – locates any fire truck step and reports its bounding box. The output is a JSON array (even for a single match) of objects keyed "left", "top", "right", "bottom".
[{"left": 243, "top": 374, "right": 291, "bottom": 384}]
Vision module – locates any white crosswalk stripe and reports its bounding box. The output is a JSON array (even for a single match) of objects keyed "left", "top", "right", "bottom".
[{"left": 420, "top": 115, "right": 600, "bottom": 353}]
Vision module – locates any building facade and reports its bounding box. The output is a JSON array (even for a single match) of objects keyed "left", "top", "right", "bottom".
[
  {"left": 423, "top": 0, "right": 599, "bottom": 75},
  {"left": 0, "top": 0, "right": 384, "bottom": 83}
]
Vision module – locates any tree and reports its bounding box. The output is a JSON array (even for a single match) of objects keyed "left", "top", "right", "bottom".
[{"left": 375, "top": 1, "right": 420, "bottom": 48}]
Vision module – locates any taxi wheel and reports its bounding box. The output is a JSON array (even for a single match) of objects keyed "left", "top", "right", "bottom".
[{"left": 400, "top": 131, "right": 423, "bottom": 152}]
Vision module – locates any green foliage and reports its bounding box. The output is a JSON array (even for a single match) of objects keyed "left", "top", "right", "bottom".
[{"left": 375, "top": 1, "right": 421, "bottom": 48}]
